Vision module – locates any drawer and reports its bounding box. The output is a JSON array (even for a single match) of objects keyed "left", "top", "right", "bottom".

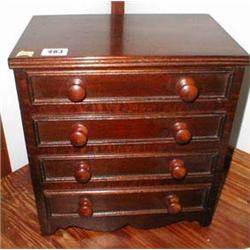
[
  {"left": 44, "top": 184, "right": 210, "bottom": 217},
  {"left": 33, "top": 113, "right": 226, "bottom": 147},
  {"left": 28, "top": 70, "right": 233, "bottom": 104},
  {"left": 39, "top": 152, "right": 218, "bottom": 184}
]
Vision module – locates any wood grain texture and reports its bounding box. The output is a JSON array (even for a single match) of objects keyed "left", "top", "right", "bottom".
[
  {"left": 8, "top": 15, "right": 249, "bottom": 69},
  {"left": 28, "top": 69, "right": 232, "bottom": 104},
  {"left": 1, "top": 149, "right": 249, "bottom": 248},
  {"left": 39, "top": 152, "right": 217, "bottom": 184},
  {"left": 33, "top": 113, "right": 225, "bottom": 147},
  {"left": 0, "top": 117, "right": 11, "bottom": 178}
]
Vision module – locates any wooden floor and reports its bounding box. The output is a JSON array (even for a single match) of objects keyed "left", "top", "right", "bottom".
[{"left": 1, "top": 149, "right": 249, "bottom": 248}]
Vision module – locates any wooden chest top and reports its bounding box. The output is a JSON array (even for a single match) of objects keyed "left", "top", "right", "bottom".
[{"left": 9, "top": 14, "right": 249, "bottom": 68}]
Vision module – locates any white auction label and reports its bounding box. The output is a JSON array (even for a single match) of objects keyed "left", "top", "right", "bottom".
[{"left": 41, "top": 48, "right": 68, "bottom": 56}]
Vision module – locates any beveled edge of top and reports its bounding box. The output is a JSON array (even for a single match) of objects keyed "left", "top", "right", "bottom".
[{"left": 8, "top": 55, "right": 250, "bottom": 69}]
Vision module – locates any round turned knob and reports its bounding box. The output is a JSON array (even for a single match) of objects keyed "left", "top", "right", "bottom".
[
  {"left": 68, "top": 79, "right": 86, "bottom": 102},
  {"left": 70, "top": 123, "right": 88, "bottom": 147},
  {"left": 79, "top": 197, "right": 93, "bottom": 217},
  {"left": 74, "top": 162, "right": 91, "bottom": 183},
  {"left": 165, "top": 194, "right": 182, "bottom": 215},
  {"left": 169, "top": 159, "right": 187, "bottom": 180},
  {"left": 172, "top": 122, "right": 192, "bottom": 145},
  {"left": 176, "top": 77, "right": 199, "bottom": 102}
]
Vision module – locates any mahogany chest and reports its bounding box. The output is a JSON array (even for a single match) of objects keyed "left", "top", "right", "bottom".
[{"left": 9, "top": 14, "right": 249, "bottom": 235}]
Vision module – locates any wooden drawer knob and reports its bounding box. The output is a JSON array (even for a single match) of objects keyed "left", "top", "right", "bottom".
[
  {"left": 68, "top": 79, "right": 86, "bottom": 102},
  {"left": 176, "top": 77, "right": 199, "bottom": 102},
  {"left": 70, "top": 123, "right": 88, "bottom": 147},
  {"left": 172, "top": 122, "right": 192, "bottom": 144},
  {"left": 169, "top": 159, "right": 187, "bottom": 180},
  {"left": 165, "top": 194, "right": 182, "bottom": 215},
  {"left": 74, "top": 162, "right": 91, "bottom": 183},
  {"left": 79, "top": 197, "right": 93, "bottom": 217}
]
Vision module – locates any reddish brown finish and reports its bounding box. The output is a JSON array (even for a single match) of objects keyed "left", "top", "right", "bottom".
[
  {"left": 111, "top": 1, "right": 125, "bottom": 15},
  {"left": 28, "top": 71, "right": 232, "bottom": 104},
  {"left": 67, "top": 79, "right": 86, "bottom": 102},
  {"left": 169, "top": 159, "right": 187, "bottom": 180},
  {"left": 1, "top": 117, "right": 11, "bottom": 177},
  {"left": 172, "top": 122, "right": 192, "bottom": 145},
  {"left": 79, "top": 197, "right": 93, "bottom": 217},
  {"left": 8, "top": 13, "right": 249, "bottom": 234},
  {"left": 176, "top": 77, "right": 199, "bottom": 102},
  {"left": 45, "top": 185, "right": 207, "bottom": 216},
  {"left": 40, "top": 152, "right": 218, "bottom": 185},
  {"left": 74, "top": 162, "right": 91, "bottom": 183},
  {"left": 165, "top": 194, "right": 182, "bottom": 215},
  {"left": 69, "top": 123, "right": 88, "bottom": 147},
  {"left": 34, "top": 113, "right": 224, "bottom": 147},
  {"left": 8, "top": 15, "right": 249, "bottom": 69},
  {"left": 1, "top": 150, "right": 249, "bottom": 248}
]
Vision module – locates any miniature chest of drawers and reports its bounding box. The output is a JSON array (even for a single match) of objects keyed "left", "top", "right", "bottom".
[{"left": 9, "top": 14, "right": 249, "bottom": 235}]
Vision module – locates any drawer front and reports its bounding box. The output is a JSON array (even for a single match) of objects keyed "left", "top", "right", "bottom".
[
  {"left": 39, "top": 152, "right": 218, "bottom": 183},
  {"left": 33, "top": 113, "right": 226, "bottom": 147},
  {"left": 28, "top": 70, "right": 232, "bottom": 104},
  {"left": 44, "top": 184, "right": 210, "bottom": 216}
]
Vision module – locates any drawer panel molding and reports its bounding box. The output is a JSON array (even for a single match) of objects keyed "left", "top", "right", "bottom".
[
  {"left": 44, "top": 184, "right": 211, "bottom": 217},
  {"left": 32, "top": 113, "right": 227, "bottom": 147},
  {"left": 27, "top": 69, "right": 233, "bottom": 105},
  {"left": 38, "top": 152, "right": 219, "bottom": 184}
]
